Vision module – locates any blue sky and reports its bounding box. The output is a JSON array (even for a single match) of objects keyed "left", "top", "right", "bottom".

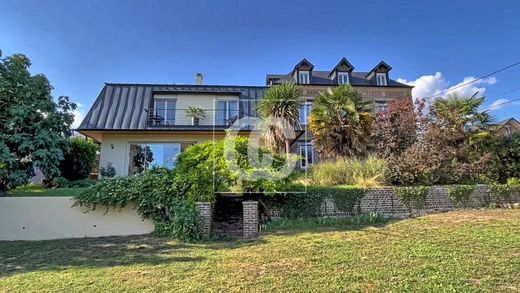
[{"left": 1, "top": 0, "right": 520, "bottom": 126}]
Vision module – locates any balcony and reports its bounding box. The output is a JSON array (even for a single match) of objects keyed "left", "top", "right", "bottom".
[{"left": 145, "top": 108, "right": 244, "bottom": 129}]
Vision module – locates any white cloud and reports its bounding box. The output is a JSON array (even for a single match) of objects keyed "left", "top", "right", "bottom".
[
  {"left": 397, "top": 72, "right": 497, "bottom": 100},
  {"left": 487, "top": 98, "right": 520, "bottom": 111},
  {"left": 72, "top": 103, "right": 85, "bottom": 129}
]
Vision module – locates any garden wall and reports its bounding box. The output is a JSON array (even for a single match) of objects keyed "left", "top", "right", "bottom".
[
  {"left": 267, "top": 185, "right": 518, "bottom": 219},
  {"left": 0, "top": 197, "right": 154, "bottom": 241}
]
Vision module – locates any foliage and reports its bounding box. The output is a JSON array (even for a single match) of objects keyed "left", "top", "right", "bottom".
[
  {"left": 99, "top": 162, "right": 116, "bottom": 179},
  {"left": 487, "top": 183, "right": 520, "bottom": 206},
  {"left": 74, "top": 168, "right": 203, "bottom": 241},
  {"left": 447, "top": 185, "right": 476, "bottom": 207},
  {"left": 394, "top": 186, "right": 430, "bottom": 215},
  {"left": 185, "top": 106, "right": 206, "bottom": 119},
  {"left": 389, "top": 94, "right": 495, "bottom": 185},
  {"left": 174, "top": 136, "right": 295, "bottom": 202},
  {"left": 7, "top": 184, "right": 87, "bottom": 197},
  {"left": 59, "top": 137, "right": 98, "bottom": 181},
  {"left": 68, "top": 178, "right": 98, "bottom": 188},
  {"left": 256, "top": 82, "right": 303, "bottom": 153},
  {"left": 51, "top": 177, "right": 69, "bottom": 188},
  {"left": 507, "top": 177, "right": 520, "bottom": 186},
  {"left": 0, "top": 52, "right": 76, "bottom": 194},
  {"left": 308, "top": 85, "right": 372, "bottom": 158},
  {"left": 264, "top": 186, "right": 365, "bottom": 218},
  {"left": 372, "top": 98, "right": 422, "bottom": 158},
  {"left": 262, "top": 212, "right": 386, "bottom": 231},
  {"left": 305, "top": 155, "right": 387, "bottom": 186}
]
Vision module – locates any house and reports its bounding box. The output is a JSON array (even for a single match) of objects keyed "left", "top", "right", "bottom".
[
  {"left": 77, "top": 58, "right": 412, "bottom": 176},
  {"left": 493, "top": 118, "right": 520, "bottom": 137},
  {"left": 266, "top": 58, "right": 412, "bottom": 168}
]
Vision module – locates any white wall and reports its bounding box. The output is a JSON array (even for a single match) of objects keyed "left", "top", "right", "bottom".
[{"left": 0, "top": 197, "right": 154, "bottom": 241}]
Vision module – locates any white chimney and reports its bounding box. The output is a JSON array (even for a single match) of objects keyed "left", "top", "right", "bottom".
[{"left": 195, "top": 73, "right": 203, "bottom": 85}]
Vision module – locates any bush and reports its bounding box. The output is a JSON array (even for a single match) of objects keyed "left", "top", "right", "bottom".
[
  {"left": 174, "top": 137, "right": 295, "bottom": 202},
  {"left": 487, "top": 183, "right": 520, "bottom": 206},
  {"left": 51, "top": 177, "right": 69, "bottom": 188},
  {"left": 447, "top": 185, "right": 476, "bottom": 207},
  {"left": 74, "top": 168, "right": 203, "bottom": 241},
  {"left": 394, "top": 186, "right": 430, "bottom": 216},
  {"left": 264, "top": 186, "right": 365, "bottom": 218},
  {"left": 69, "top": 178, "right": 98, "bottom": 188},
  {"left": 99, "top": 162, "right": 116, "bottom": 179},
  {"left": 307, "top": 155, "right": 388, "bottom": 186},
  {"left": 59, "top": 137, "right": 98, "bottom": 181}
]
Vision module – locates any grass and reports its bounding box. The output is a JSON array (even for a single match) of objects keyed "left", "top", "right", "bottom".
[
  {"left": 1, "top": 209, "right": 520, "bottom": 292},
  {"left": 7, "top": 184, "right": 87, "bottom": 197}
]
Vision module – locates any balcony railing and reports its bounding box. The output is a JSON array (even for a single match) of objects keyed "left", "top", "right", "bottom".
[{"left": 145, "top": 108, "right": 243, "bottom": 127}]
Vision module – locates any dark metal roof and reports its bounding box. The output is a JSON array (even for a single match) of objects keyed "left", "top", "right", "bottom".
[
  {"left": 266, "top": 71, "right": 412, "bottom": 87},
  {"left": 77, "top": 83, "right": 267, "bottom": 131}
]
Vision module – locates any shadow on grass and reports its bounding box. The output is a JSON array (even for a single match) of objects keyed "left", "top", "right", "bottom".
[{"left": 0, "top": 233, "right": 269, "bottom": 278}]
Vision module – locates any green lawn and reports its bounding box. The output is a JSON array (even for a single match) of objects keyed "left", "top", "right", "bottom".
[
  {"left": 1, "top": 210, "right": 520, "bottom": 292},
  {"left": 6, "top": 185, "right": 87, "bottom": 197}
]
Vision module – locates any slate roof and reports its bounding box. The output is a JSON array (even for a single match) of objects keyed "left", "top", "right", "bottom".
[
  {"left": 266, "top": 70, "right": 411, "bottom": 87},
  {"left": 77, "top": 83, "right": 267, "bottom": 131}
]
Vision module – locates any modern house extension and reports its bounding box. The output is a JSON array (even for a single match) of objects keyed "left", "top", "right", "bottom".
[{"left": 77, "top": 58, "right": 412, "bottom": 177}]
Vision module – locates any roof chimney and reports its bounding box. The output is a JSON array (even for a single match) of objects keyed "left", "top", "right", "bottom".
[{"left": 195, "top": 73, "right": 203, "bottom": 85}]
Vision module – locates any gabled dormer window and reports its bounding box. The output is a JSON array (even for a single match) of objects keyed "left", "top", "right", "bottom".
[
  {"left": 376, "top": 73, "right": 387, "bottom": 86},
  {"left": 299, "top": 71, "right": 310, "bottom": 84},
  {"left": 338, "top": 72, "right": 349, "bottom": 85}
]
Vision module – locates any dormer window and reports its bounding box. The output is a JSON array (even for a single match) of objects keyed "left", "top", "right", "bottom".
[
  {"left": 338, "top": 72, "right": 350, "bottom": 85},
  {"left": 299, "top": 71, "right": 310, "bottom": 84},
  {"left": 505, "top": 125, "right": 511, "bottom": 136},
  {"left": 376, "top": 73, "right": 387, "bottom": 86}
]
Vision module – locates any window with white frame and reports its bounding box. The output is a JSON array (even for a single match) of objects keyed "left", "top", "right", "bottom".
[
  {"left": 375, "top": 101, "right": 388, "bottom": 113},
  {"left": 505, "top": 125, "right": 511, "bottom": 136},
  {"left": 154, "top": 99, "right": 176, "bottom": 125},
  {"left": 299, "top": 101, "right": 312, "bottom": 125},
  {"left": 376, "top": 73, "right": 387, "bottom": 86},
  {"left": 298, "top": 71, "right": 310, "bottom": 84},
  {"left": 338, "top": 72, "right": 350, "bottom": 85},
  {"left": 299, "top": 143, "right": 315, "bottom": 169},
  {"left": 216, "top": 100, "right": 239, "bottom": 125}
]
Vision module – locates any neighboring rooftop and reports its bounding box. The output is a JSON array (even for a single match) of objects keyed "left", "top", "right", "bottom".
[{"left": 266, "top": 58, "right": 412, "bottom": 87}]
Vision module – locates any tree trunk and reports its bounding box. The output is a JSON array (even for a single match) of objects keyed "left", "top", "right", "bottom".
[{"left": 285, "top": 140, "right": 291, "bottom": 154}]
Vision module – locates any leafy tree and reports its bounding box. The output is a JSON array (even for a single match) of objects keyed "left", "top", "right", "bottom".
[
  {"left": 309, "top": 85, "right": 372, "bottom": 158},
  {"left": 257, "top": 82, "right": 302, "bottom": 153},
  {"left": 59, "top": 137, "right": 98, "bottom": 181},
  {"left": 0, "top": 52, "right": 76, "bottom": 194}
]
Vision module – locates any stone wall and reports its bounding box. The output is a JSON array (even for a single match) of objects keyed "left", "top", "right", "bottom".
[{"left": 267, "top": 185, "right": 519, "bottom": 219}]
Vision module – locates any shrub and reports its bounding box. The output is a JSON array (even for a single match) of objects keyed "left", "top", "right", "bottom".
[
  {"left": 488, "top": 183, "right": 520, "bottom": 206},
  {"left": 99, "top": 162, "right": 116, "bottom": 179},
  {"left": 394, "top": 186, "right": 430, "bottom": 216},
  {"left": 74, "top": 168, "right": 203, "bottom": 241},
  {"left": 507, "top": 177, "right": 520, "bottom": 186},
  {"left": 69, "top": 178, "right": 98, "bottom": 188},
  {"left": 264, "top": 186, "right": 365, "bottom": 218},
  {"left": 174, "top": 137, "right": 295, "bottom": 202},
  {"left": 308, "top": 155, "right": 388, "bottom": 186},
  {"left": 59, "top": 137, "right": 98, "bottom": 181},
  {"left": 51, "top": 177, "right": 69, "bottom": 188},
  {"left": 447, "top": 185, "right": 476, "bottom": 207}
]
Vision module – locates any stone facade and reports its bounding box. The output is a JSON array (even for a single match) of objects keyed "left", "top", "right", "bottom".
[
  {"left": 242, "top": 201, "right": 259, "bottom": 238},
  {"left": 299, "top": 85, "right": 412, "bottom": 103},
  {"left": 195, "top": 202, "right": 212, "bottom": 238}
]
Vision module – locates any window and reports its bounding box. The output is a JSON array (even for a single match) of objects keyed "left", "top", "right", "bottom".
[
  {"left": 128, "top": 143, "right": 181, "bottom": 175},
  {"left": 338, "top": 72, "right": 350, "bottom": 85},
  {"left": 154, "top": 99, "right": 176, "bottom": 125},
  {"left": 216, "top": 100, "right": 239, "bottom": 125},
  {"left": 299, "top": 101, "right": 312, "bottom": 125},
  {"left": 376, "top": 73, "right": 387, "bottom": 86},
  {"left": 505, "top": 125, "right": 511, "bottom": 136},
  {"left": 299, "top": 143, "right": 315, "bottom": 169},
  {"left": 375, "top": 101, "right": 388, "bottom": 113},
  {"left": 298, "top": 71, "right": 310, "bottom": 84}
]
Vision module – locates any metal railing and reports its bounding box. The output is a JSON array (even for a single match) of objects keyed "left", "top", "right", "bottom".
[{"left": 145, "top": 108, "right": 243, "bottom": 127}]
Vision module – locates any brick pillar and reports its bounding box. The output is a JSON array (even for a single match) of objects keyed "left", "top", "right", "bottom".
[
  {"left": 242, "top": 200, "right": 259, "bottom": 238},
  {"left": 196, "top": 202, "right": 212, "bottom": 238}
]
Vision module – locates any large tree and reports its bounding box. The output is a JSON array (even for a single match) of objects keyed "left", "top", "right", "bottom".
[
  {"left": 0, "top": 51, "right": 76, "bottom": 194},
  {"left": 256, "top": 82, "right": 302, "bottom": 153},
  {"left": 308, "top": 85, "right": 372, "bottom": 158}
]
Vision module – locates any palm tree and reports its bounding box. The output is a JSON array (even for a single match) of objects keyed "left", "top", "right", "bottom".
[
  {"left": 308, "top": 85, "right": 372, "bottom": 158},
  {"left": 257, "top": 82, "right": 303, "bottom": 153},
  {"left": 433, "top": 93, "right": 492, "bottom": 133}
]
